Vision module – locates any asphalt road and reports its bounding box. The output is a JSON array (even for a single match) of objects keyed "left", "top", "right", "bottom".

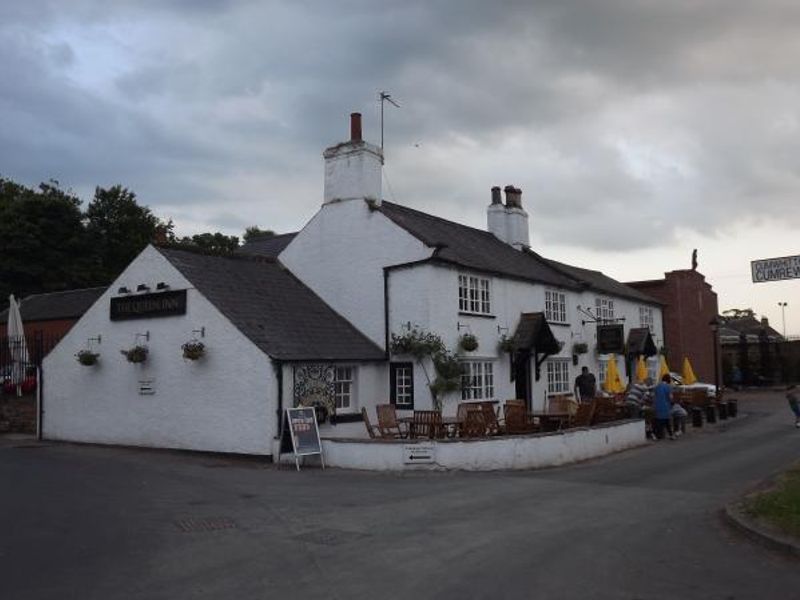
[{"left": 1, "top": 391, "right": 798, "bottom": 600}]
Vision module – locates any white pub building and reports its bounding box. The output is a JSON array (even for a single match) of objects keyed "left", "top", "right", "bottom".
[{"left": 43, "top": 114, "right": 663, "bottom": 458}]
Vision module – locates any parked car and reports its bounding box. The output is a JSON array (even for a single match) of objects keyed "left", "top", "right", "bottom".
[{"left": 669, "top": 372, "right": 717, "bottom": 398}]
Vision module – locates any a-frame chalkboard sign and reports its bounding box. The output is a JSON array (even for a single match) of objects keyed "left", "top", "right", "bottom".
[{"left": 278, "top": 407, "right": 325, "bottom": 471}]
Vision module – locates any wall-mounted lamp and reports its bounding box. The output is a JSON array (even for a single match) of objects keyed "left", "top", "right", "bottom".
[
  {"left": 117, "top": 286, "right": 130, "bottom": 294},
  {"left": 156, "top": 282, "right": 170, "bottom": 290},
  {"left": 136, "top": 284, "right": 150, "bottom": 292}
]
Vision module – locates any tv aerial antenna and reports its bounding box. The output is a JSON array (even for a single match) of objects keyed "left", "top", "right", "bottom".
[{"left": 379, "top": 91, "right": 400, "bottom": 152}]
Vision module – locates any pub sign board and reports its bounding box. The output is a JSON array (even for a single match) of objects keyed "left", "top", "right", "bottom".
[
  {"left": 279, "top": 407, "right": 324, "bottom": 471},
  {"left": 110, "top": 290, "right": 187, "bottom": 321},
  {"left": 597, "top": 324, "right": 625, "bottom": 354},
  {"left": 751, "top": 255, "right": 800, "bottom": 283}
]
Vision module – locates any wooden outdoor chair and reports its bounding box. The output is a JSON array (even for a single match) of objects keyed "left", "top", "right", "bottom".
[
  {"left": 572, "top": 401, "right": 596, "bottom": 428},
  {"left": 361, "top": 407, "right": 380, "bottom": 439},
  {"left": 592, "top": 397, "right": 619, "bottom": 424},
  {"left": 503, "top": 402, "right": 538, "bottom": 435},
  {"left": 459, "top": 406, "right": 487, "bottom": 438},
  {"left": 479, "top": 401, "right": 503, "bottom": 436},
  {"left": 547, "top": 394, "right": 578, "bottom": 417},
  {"left": 376, "top": 404, "right": 408, "bottom": 439},
  {"left": 411, "top": 410, "right": 444, "bottom": 440}
]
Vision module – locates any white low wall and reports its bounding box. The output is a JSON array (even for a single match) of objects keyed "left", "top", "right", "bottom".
[{"left": 320, "top": 420, "right": 646, "bottom": 471}]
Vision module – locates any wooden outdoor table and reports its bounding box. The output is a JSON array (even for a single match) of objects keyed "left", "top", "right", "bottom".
[
  {"left": 398, "top": 415, "right": 462, "bottom": 438},
  {"left": 530, "top": 411, "right": 571, "bottom": 431}
]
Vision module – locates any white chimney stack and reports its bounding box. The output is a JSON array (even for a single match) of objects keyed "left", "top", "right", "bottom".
[
  {"left": 323, "top": 112, "right": 383, "bottom": 206},
  {"left": 486, "top": 185, "right": 530, "bottom": 250}
]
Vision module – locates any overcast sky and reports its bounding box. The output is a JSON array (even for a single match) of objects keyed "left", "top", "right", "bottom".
[{"left": 2, "top": 1, "right": 798, "bottom": 335}]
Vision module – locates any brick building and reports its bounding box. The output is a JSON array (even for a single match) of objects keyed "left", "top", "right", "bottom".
[
  {"left": 626, "top": 269, "right": 719, "bottom": 383},
  {"left": 0, "top": 287, "right": 106, "bottom": 361}
]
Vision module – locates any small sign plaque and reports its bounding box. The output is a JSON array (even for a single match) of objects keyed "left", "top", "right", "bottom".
[
  {"left": 403, "top": 443, "right": 435, "bottom": 464},
  {"left": 110, "top": 290, "right": 187, "bottom": 321},
  {"left": 751, "top": 255, "right": 800, "bottom": 283}
]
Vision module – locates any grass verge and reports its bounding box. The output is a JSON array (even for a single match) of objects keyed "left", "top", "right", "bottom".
[{"left": 745, "top": 464, "right": 800, "bottom": 538}]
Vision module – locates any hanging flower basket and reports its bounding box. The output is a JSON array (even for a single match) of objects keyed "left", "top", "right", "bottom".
[
  {"left": 497, "top": 336, "right": 515, "bottom": 354},
  {"left": 572, "top": 342, "right": 589, "bottom": 355},
  {"left": 181, "top": 340, "right": 205, "bottom": 361},
  {"left": 121, "top": 345, "right": 148, "bottom": 364},
  {"left": 459, "top": 333, "right": 479, "bottom": 352},
  {"left": 75, "top": 350, "right": 100, "bottom": 366}
]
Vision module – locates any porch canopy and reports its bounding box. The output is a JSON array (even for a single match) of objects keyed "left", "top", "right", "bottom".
[
  {"left": 510, "top": 312, "right": 561, "bottom": 381},
  {"left": 626, "top": 327, "right": 657, "bottom": 358}
]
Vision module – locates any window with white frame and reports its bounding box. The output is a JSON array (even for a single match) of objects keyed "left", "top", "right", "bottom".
[
  {"left": 458, "top": 274, "right": 491, "bottom": 315},
  {"left": 390, "top": 363, "right": 414, "bottom": 409},
  {"left": 545, "top": 290, "right": 567, "bottom": 324},
  {"left": 460, "top": 361, "right": 494, "bottom": 400},
  {"left": 639, "top": 306, "right": 654, "bottom": 331},
  {"left": 597, "top": 358, "right": 609, "bottom": 388},
  {"left": 546, "top": 359, "right": 571, "bottom": 394},
  {"left": 334, "top": 366, "right": 355, "bottom": 410},
  {"left": 595, "top": 297, "right": 615, "bottom": 322}
]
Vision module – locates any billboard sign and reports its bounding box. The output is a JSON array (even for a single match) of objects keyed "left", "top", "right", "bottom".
[{"left": 751, "top": 255, "right": 800, "bottom": 283}]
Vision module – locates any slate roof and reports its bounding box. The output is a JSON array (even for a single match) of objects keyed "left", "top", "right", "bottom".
[
  {"left": 376, "top": 201, "right": 660, "bottom": 304},
  {"left": 626, "top": 327, "right": 657, "bottom": 356},
  {"left": 237, "top": 233, "right": 297, "bottom": 258},
  {"left": 543, "top": 259, "right": 662, "bottom": 305},
  {"left": 156, "top": 247, "right": 384, "bottom": 361},
  {"left": 0, "top": 287, "right": 106, "bottom": 322},
  {"left": 719, "top": 316, "right": 783, "bottom": 342}
]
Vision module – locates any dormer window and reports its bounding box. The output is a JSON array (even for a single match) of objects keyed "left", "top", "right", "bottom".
[{"left": 459, "top": 274, "right": 491, "bottom": 315}]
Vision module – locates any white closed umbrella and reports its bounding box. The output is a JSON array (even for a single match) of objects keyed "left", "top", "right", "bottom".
[{"left": 7, "top": 294, "right": 29, "bottom": 387}]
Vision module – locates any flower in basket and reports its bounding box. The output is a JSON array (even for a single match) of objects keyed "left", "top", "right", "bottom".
[
  {"left": 75, "top": 349, "right": 100, "bottom": 366},
  {"left": 459, "top": 332, "right": 479, "bottom": 352},
  {"left": 181, "top": 340, "right": 205, "bottom": 361},
  {"left": 120, "top": 345, "right": 148, "bottom": 364}
]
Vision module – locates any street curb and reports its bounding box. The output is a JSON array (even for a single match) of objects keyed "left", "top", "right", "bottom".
[{"left": 722, "top": 500, "right": 800, "bottom": 559}]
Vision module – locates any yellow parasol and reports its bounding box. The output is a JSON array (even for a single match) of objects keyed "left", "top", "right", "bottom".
[
  {"left": 603, "top": 354, "right": 626, "bottom": 394},
  {"left": 658, "top": 355, "right": 670, "bottom": 380},
  {"left": 682, "top": 357, "right": 698, "bottom": 385},
  {"left": 635, "top": 355, "right": 648, "bottom": 383}
]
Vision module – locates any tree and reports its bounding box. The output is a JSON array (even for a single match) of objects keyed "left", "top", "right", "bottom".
[
  {"left": 175, "top": 232, "right": 240, "bottom": 255},
  {"left": 84, "top": 185, "right": 166, "bottom": 282},
  {"left": 242, "top": 226, "right": 275, "bottom": 244},
  {"left": 0, "top": 178, "right": 95, "bottom": 302}
]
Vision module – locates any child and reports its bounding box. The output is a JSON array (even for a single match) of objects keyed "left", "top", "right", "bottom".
[{"left": 787, "top": 385, "right": 800, "bottom": 428}]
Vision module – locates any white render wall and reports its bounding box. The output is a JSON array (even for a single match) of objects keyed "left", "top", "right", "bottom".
[
  {"left": 386, "top": 263, "right": 664, "bottom": 413},
  {"left": 43, "top": 246, "right": 277, "bottom": 455},
  {"left": 320, "top": 419, "right": 646, "bottom": 471},
  {"left": 280, "top": 200, "right": 432, "bottom": 346}
]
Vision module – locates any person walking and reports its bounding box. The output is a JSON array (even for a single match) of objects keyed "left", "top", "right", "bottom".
[
  {"left": 574, "top": 366, "right": 597, "bottom": 403},
  {"left": 787, "top": 385, "right": 800, "bottom": 428},
  {"left": 652, "top": 373, "right": 676, "bottom": 440}
]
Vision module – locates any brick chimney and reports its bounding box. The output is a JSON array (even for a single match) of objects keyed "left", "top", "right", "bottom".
[
  {"left": 323, "top": 112, "right": 383, "bottom": 206},
  {"left": 487, "top": 185, "right": 530, "bottom": 250}
]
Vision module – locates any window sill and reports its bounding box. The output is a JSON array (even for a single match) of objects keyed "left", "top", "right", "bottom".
[
  {"left": 458, "top": 312, "right": 496, "bottom": 319},
  {"left": 548, "top": 321, "right": 570, "bottom": 327}
]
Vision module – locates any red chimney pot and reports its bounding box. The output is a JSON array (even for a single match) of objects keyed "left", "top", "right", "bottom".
[{"left": 350, "top": 112, "right": 362, "bottom": 142}]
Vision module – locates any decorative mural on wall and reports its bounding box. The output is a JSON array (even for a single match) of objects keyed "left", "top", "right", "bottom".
[{"left": 293, "top": 364, "right": 336, "bottom": 419}]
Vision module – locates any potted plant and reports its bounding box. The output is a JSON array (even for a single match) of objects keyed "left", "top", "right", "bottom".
[
  {"left": 459, "top": 333, "right": 479, "bottom": 352},
  {"left": 120, "top": 345, "right": 148, "bottom": 364},
  {"left": 182, "top": 340, "right": 205, "bottom": 361},
  {"left": 75, "top": 349, "right": 100, "bottom": 366}
]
